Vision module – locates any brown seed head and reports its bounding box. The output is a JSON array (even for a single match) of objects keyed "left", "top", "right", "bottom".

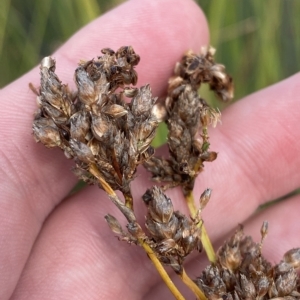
[
  {"left": 199, "top": 188, "right": 212, "bottom": 210},
  {"left": 144, "top": 47, "right": 233, "bottom": 193},
  {"left": 104, "top": 214, "right": 124, "bottom": 236},
  {"left": 143, "top": 186, "right": 174, "bottom": 223},
  {"left": 197, "top": 223, "right": 300, "bottom": 300},
  {"left": 283, "top": 248, "right": 300, "bottom": 270},
  {"left": 32, "top": 119, "right": 61, "bottom": 148}
]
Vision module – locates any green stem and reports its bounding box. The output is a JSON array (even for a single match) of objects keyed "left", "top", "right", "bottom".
[
  {"left": 140, "top": 241, "right": 185, "bottom": 300},
  {"left": 89, "top": 163, "right": 185, "bottom": 300},
  {"left": 184, "top": 190, "right": 216, "bottom": 264},
  {"left": 179, "top": 269, "right": 207, "bottom": 300}
]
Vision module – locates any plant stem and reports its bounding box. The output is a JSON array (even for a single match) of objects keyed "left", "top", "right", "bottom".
[
  {"left": 185, "top": 190, "right": 216, "bottom": 263},
  {"left": 179, "top": 269, "right": 207, "bottom": 300},
  {"left": 124, "top": 192, "right": 134, "bottom": 210},
  {"left": 89, "top": 164, "right": 135, "bottom": 222},
  {"left": 89, "top": 164, "right": 114, "bottom": 193},
  {"left": 89, "top": 163, "right": 185, "bottom": 300}
]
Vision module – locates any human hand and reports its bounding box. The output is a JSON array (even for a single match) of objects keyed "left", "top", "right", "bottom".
[{"left": 0, "top": 0, "right": 299, "bottom": 299}]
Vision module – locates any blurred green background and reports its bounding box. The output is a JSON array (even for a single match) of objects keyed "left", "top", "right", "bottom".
[
  {"left": 2, "top": 0, "right": 299, "bottom": 142},
  {"left": 1, "top": 0, "right": 299, "bottom": 95},
  {"left": 1, "top": 0, "right": 299, "bottom": 199}
]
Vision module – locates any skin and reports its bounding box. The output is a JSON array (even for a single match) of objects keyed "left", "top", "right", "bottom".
[{"left": 0, "top": 0, "right": 299, "bottom": 299}]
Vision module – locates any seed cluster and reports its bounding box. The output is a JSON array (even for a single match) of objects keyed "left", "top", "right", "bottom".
[
  {"left": 32, "top": 46, "right": 299, "bottom": 300},
  {"left": 196, "top": 224, "right": 300, "bottom": 300},
  {"left": 143, "top": 186, "right": 204, "bottom": 273},
  {"left": 144, "top": 47, "right": 233, "bottom": 194},
  {"left": 33, "top": 46, "right": 159, "bottom": 195}
]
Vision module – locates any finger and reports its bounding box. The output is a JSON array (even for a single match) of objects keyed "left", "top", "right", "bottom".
[
  {"left": 147, "top": 194, "right": 300, "bottom": 300},
  {"left": 0, "top": 0, "right": 209, "bottom": 299}
]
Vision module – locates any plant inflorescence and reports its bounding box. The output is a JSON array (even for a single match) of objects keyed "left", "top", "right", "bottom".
[{"left": 32, "top": 46, "right": 300, "bottom": 300}]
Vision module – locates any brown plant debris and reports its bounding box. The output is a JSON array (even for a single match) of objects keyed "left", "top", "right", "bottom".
[
  {"left": 32, "top": 46, "right": 299, "bottom": 300},
  {"left": 105, "top": 185, "right": 204, "bottom": 275},
  {"left": 33, "top": 46, "right": 159, "bottom": 196},
  {"left": 196, "top": 223, "right": 300, "bottom": 300},
  {"left": 143, "top": 46, "right": 233, "bottom": 194},
  {"left": 143, "top": 186, "right": 202, "bottom": 274}
]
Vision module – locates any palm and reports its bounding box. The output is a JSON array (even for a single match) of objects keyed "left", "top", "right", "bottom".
[{"left": 0, "top": 0, "right": 299, "bottom": 299}]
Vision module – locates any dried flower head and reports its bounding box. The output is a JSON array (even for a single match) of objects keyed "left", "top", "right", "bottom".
[
  {"left": 144, "top": 47, "right": 233, "bottom": 194},
  {"left": 143, "top": 186, "right": 202, "bottom": 274},
  {"left": 196, "top": 223, "right": 300, "bottom": 300},
  {"left": 32, "top": 46, "right": 299, "bottom": 300},
  {"left": 33, "top": 47, "right": 159, "bottom": 197}
]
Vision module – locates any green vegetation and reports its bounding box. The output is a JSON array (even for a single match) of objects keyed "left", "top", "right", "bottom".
[
  {"left": 200, "top": 0, "right": 300, "bottom": 106},
  {"left": 1, "top": 0, "right": 299, "bottom": 96}
]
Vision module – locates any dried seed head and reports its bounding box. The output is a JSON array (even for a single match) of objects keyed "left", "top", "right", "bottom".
[
  {"left": 91, "top": 114, "right": 110, "bottom": 142},
  {"left": 143, "top": 187, "right": 202, "bottom": 272},
  {"left": 32, "top": 55, "right": 76, "bottom": 155},
  {"left": 70, "top": 111, "right": 90, "bottom": 142},
  {"left": 197, "top": 223, "right": 300, "bottom": 300},
  {"left": 37, "top": 48, "right": 161, "bottom": 194},
  {"left": 146, "top": 214, "right": 178, "bottom": 240},
  {"left": 256, "top": 276, "right": 270, "bottom": 298},
  {"left": 104, "top": 214, "right": 138, "bottom": 244},
  {"left": 116, "top": 46, "right": 140, "bottom": 67},
  {"left": 275, "top": 269, "right": 298, "bottom": 296},
  {"left": 32, "top": 120, "right": 61, "bottom": 147},
  {"left": 104, "top": 214, "right": 124, "bottom": 236},
  {"left": 75, "top": 66, "right": 98, "bottom": 105},
  {"left": 102, "top": 104, "right": 128, "bottom": 118},
  {"left": 218, "top": 243, "right": 242, "bottom": 272},
  {"left": 240, "top": 274, "right": 256, "bottom": 299},
  {"left": 199, "top": 188, "right": 212, "bottom": 210},
  {"left": 32, "top": 48, "right": 300, "bottom": 299},
  {"left": 151, "top": 102, "right": 167, "bottom": 122},
  {"left": 283, "top": 248, "right": 300, "bottom": 270},
  {"left": 123, "top": 87, "right": 138, "bottom": 98},
  {"left": 157, "top": 238, "right": 177, "bottom": 253},
  {"left": 143, "top": 186, "right": 174, "bottom": 223},
  {"left": 144, "top": 47, "right": 233, "bottom": 193},
  {"left": 126, "top": 222, "right": 144, "bottom": 239},
  {"left": 69, "top": 139, "right": 95, "bottom": 164}
]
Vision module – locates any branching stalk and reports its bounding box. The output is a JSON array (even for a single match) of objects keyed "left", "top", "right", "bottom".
[
  {"left": 140, "top": 242, "right": 185, "bottom": 300},
  {"left": 184, "top": 190, "right": 216, "bottom": 263},
  {"left": 124, "top": 192, "right": 134, "bottom": 210},
  {"left": 89, "top": 163, "right": 185, "bottom": 300},
  {"left": 179, "top": 269, "right": 207, "bottom": 300}
]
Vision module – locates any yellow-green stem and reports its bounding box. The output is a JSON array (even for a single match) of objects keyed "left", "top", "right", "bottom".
[
  {"left": 89, "top": 164, "right": 115, "bottom": 195},
  {"left": 89, "top": 163, "right": 185, "bottom": 300},
  {"left": 185, "top": 190, "right": 216, "bottom": 263},
  {"left": 140, "top": 241, "right": 185, "bottom": 300},
  {"left": 179, "top": 269, "right": 207, "bottom": 300},
  {"left": 124, "top": 193, "right": 133, "bottom": 210}
]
